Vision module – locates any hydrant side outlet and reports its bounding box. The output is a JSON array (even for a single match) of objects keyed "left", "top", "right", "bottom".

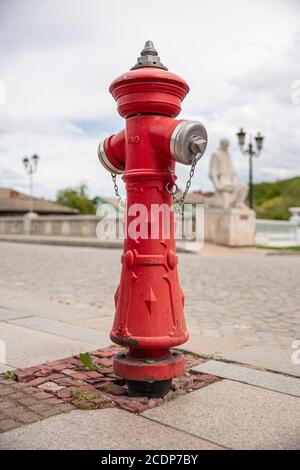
[{"left": 97, "top": 41, "right": 208, "bottom": 397}]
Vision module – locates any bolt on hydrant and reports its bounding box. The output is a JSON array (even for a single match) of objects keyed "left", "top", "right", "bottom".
[{"left": 98, "top": 41, "right": 208, "bottom": 397}]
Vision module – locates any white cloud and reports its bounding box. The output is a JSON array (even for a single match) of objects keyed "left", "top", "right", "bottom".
[{"left": 0, "top": 0, "right": 299, "bottom": 199}]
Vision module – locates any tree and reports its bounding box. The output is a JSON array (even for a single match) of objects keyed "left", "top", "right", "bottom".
[{"left": 56, "top": 183, "right": 95, "bottom": 214}]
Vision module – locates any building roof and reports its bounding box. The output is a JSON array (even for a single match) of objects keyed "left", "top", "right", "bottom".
[{"left": 0, "top": 188, "right": 79, "bottom": 215}]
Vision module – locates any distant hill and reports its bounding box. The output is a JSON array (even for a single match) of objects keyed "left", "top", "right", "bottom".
[{"left": 253, "top": 176, "right": 300, "bottom": 220}]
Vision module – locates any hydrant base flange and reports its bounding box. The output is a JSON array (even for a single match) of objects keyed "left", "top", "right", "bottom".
[{"left": 113, "top": 350, "right": 185, "bottom": 385}]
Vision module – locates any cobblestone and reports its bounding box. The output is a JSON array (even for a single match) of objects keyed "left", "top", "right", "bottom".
[{"left": 0, "top": 242, "right": 299, "bottom": 344}]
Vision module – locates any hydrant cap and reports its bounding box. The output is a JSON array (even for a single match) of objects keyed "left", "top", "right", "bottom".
[{"left": 131, "top": 40, "right": 168, "bottom": 70}]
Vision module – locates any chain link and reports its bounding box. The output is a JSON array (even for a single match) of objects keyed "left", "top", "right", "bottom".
[
  {"left": 111, "top": 173, "right": 126, "bottom": 208},
  {"left": 166, "top": 156, "right": 198, "bottom": 214},
  {"left": 111, "top": 157, "right": 198, "bottom": 214}
]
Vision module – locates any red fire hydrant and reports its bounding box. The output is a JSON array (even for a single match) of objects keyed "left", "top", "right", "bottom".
[{"left": 98, "top": 41, "right": 207, "bottom": 397}]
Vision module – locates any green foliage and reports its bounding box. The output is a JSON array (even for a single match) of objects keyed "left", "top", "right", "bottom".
[
  {"left": 79, "top": 352, "right": 102, "bottom": 370},
  {"left": 5, "top": 370, "right": 15, "bottom": 381},
  {"left": 253, "top": 177, "right": 300, "bottom": 220},
  {"left": 56, "top": 183, "right": 95, "bottom": 214}
]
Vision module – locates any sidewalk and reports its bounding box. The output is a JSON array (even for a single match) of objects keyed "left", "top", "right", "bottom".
[{"left": 0, "top": 305, "right": 299, "bottom": 450}]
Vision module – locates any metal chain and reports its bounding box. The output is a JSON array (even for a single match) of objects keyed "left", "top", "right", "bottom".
[
  {"left": 166, "top": 156, "right": 198, "bottom": 214},
  {"left": 111, "top": 173, "right": 126, "bottom": 208},
  {"left": 111, "top": 157, "right": 198, "bottom": 214}
]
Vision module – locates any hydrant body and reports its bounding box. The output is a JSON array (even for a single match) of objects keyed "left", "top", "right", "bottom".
[{"left": 98, "top": 42, "right": 207, "bottom": 396}]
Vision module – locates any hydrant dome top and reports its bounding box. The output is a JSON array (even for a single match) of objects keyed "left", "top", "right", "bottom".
[
  {"left": 109, "top": 42, "right": 190, "bottom": 118},
  {"left": 131, "top": 40, "right": 168, "bottom": 70}
]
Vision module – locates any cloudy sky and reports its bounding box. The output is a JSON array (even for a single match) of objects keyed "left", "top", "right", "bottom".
[{"left": 0, "top": 0, "right": 299, "bottom": 200}]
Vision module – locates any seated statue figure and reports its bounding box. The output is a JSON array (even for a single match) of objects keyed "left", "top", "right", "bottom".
[{"left": 209, "top": 138, "right": 248, "bottom": 209}]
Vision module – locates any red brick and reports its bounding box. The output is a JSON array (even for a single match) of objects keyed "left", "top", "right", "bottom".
[
  {"left": 45, "top": 373, "right": 63, "bottom": 381},
  {"left": 90, "top": 349, "right": 115, "bottom": 358},
  {"left": 39, "top": 408, "right": 62, "bottom": 418},
  {"left": 0, "top": 419, "right": 20, "bottom": 432},
  {"left": 26, "top": 377, "right": 49, "bottom": 387},
  {"left": 96, "top": 358, "right": 113, "bottom": 367},
  {"left": 17, "top": 397, "right": 38, "bottom": 407},
  {"left": 33, "top": 391, "right": 53, "bottom": 399},
  {"left": 51, "top": 363, "right": 72, "bottom": 372},
  {"left": 35, "top": 367, "right": 54, "bottom": 377},
  {"left": 0, "top": 387, "right": 15, "bottom": 397},
  {"left": 24, "top": 386, "right": 40, "bottom": 394},
  {"left": 61, "top": 369, "right": 76, "bottom": 376},
  {"left": 0, "top": 379, "right": 16, "bottom": 385},
  {"left": 29, "top": 403, "right": 51, "bottom": 413},
  {"left": 14, "top": 368, "right": 38, "bottom": 383},
  {"left": 56, "top": 388, "right": 72, "bottom": 399},
  {"left": 72, "top": 372, "right": 88, "bottom": 380},
  {"left": 0, "top": 401, "right": 15, "bottom": 411},
  {"left": 10, "top": 410, "right": 39, "bottom": 424},
  {"left": 85, "top": 371, "right": 103, "bottom": 379},
  {"left": 118, "top": 400, "right": 148, "bottom": 413},
  {"left": 10, "top": 392, "right": 26, "bottom": 400},
  {"left": 55, "top": 378, "right": 79, "bottom": 387},
  {"left": 58, "top": 403, "right": 74, "bottom": 413},
  {"left": 10, "top": 382, "right": 28, "bottom": 389},
  {"left": 45, "top": 398, "right": 63, "bottom": 405}
]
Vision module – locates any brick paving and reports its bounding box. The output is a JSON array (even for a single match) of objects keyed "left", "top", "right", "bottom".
[{"left": 0, "top": 347, "right": 220, "bottom": 433}]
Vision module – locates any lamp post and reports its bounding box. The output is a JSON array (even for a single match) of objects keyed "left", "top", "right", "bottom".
[
  {"left": 236, "top": 129, "right": 264, "bottom": 209},
  {"left": 22, "top": 154, "right": 40, "bottom": 213}
]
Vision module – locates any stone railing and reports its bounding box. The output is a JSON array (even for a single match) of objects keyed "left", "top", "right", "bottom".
[
  {"left": 0, "top": 215, "right": 101, "bottom": 238},
  {"left": 255, "top": 219, "right": 300, "bottom": 247}
]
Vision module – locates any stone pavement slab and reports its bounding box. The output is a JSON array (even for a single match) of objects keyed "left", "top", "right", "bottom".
[
  {"left": 192, "top": 360, "right": 300, "bottom": 397},
  {"left": 0, "top": 322, "right": 105, "bottom": 369},
  {"left": 8, "top": 315, "right": 111, "bottom": 347},
  {"left": 0, "top": 307, "right": 30, "bottom": 322},
  {"left": 178, "top": 333, "right": 248, "bottom": 357},
  {"left": 0, "top": 408, "right": 222, "bottom": 450},
  {"left": 216, "top": 344, "right": 300, "bottom": 378},
  {"left": 142, "top": 380, "right": 300, "bottom": 449}
]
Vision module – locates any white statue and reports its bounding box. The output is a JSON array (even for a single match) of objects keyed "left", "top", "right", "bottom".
[{"left": 209, "top": 138, "right": 248, "bottom": 209}]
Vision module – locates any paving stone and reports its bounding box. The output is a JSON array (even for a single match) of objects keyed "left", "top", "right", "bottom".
[
  {"left": 1, "top": 243, "right": 299, "bottom": 346},
  {"left": 17, "top": 397, "right": 38, "bottom": 407},
  {"left": 0, "top": 409, "right": 221, "bottom": 449},
  {"left": 29, "top": 403, "right": 52, "bottom": 413},
  {"left": 216, "top": 345, "right": 300, "bottom": 378},
  {"left": 8, "top": 316, "right": 110, "bottom": 348},
  {"left": 178, "top": 333, "right": 248, "bottom": 357},
  {"left": 45, "top": 398, "right": 63, "bottom": 405},
  {"left": 0, "top": 323, "right": 100, "bottom": 369},
  {"left": 192, "top": 360, "right": 300, "bottom": 397},
  {"left": 0, "top": 419, "right": 20, "bottom": 432},
  {"left": 38, "top": 381, "right": 64, "bottom": 393},
  {"left": 0, "top": 387, "right": 15, "bottom": 397},
  {"left": 0, "top": 307, "right": 29, "bottom": 321},
  {"left": 142, "top": 380, "right": 300, "bottom": 450},
  {"left": 33, "top": 391, "right": 53, "bottom": 400},
  {"left": 10, "top": 410, "right": 40, "bottom": 424}
]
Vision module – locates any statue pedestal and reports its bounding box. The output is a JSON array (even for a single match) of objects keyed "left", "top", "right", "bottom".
[{"left": 204, "top": 207, "right": 255, "bottom": 247}]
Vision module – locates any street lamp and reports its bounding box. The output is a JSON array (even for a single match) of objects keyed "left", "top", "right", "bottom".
[
  {"left": 22, "top": 154, "right": 40, "bottom": 213},
  {"left": 236, "top": 128, "right": 264, "bottom": 209}
]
